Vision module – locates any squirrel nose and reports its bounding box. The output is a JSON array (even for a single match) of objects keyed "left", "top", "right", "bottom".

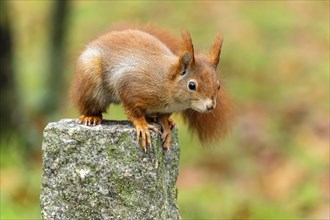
[{"left": 206, "top": 100, "right": 216, "bottom": 111}]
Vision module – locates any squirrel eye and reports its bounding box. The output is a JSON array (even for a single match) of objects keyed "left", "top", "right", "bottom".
[
  {"left": 217, "top": 81, "right": 220, "bottom": 90},
  {"left": 188, "top": 81, "right": 197, "bottom": 91},
  {"left": 181, "top": 70, "right": 186, "bottom": 76}
]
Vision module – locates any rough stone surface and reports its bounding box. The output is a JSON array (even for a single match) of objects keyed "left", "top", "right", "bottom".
[{"left": 40, "top": 119, "right": 180, "bottom": 220}]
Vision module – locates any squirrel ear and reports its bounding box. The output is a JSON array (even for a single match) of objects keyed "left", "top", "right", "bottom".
[
  {"left": 209, "top": 33, "right": 223, "bottom": 68},
  {"left": 170, "top": 52, "right": 191, "bottom": 80},
  {"left": 179, "top": 51, "right": 192, "bottom": 69},
  {"left": 181, "top": 29, "right": 195, "bottom": 65}
]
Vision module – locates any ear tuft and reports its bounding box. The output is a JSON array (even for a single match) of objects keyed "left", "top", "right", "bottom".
[{"left": 209, "top": 33, "right": 223, "bottom": 68}]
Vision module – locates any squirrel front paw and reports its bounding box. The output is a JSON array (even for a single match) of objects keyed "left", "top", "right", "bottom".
[
  {"left": 161, "top": 130, "right": 172, "bottom": 150},
  {"left": 134, "top": 121, "right": 160, "bottom": 152},
  {"left": 156, "top": 115, "right": 174, "bottom": 150},
  {"left": 167, "top": 117, "right": 177, "bottom": 130},
  {"left": 77, "top": 114, "right": 102, "bottom": 126}
]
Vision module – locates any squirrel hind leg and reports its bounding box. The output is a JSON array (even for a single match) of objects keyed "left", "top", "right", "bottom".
[
  {"left": 72, "top": 50, "right": 111, "bottom": 126},
  {"left": 78, "top": 113, "right": 103, "bottom": 126}
]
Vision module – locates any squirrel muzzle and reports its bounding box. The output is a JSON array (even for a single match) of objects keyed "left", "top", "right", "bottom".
[{"left": 191, "top": 98, "right": 216, "bottom": 113}]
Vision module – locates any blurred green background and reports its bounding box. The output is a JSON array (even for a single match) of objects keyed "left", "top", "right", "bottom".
[{"left": 0, "top": 1, "right": 329, "bottom": 219}]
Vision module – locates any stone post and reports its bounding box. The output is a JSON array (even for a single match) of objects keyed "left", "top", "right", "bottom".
[{"left": 40, "top": 119, "right": 180, "bottom": 220}]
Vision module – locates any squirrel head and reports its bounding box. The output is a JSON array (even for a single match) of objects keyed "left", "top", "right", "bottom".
[{"left": 171, "top": 31, "right": 223, "bottom": 113}]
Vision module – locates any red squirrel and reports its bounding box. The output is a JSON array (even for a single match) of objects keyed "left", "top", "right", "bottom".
[{"left": 71, "top": 24, "right": 234, "bottom": 151}]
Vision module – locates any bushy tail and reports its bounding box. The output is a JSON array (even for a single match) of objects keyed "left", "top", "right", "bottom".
[
  {"left": 110, "top": 22, "right": 183, "bottom": 54},
  {"left": 181, "top": 85, "right": 235, "bottom": 144}
]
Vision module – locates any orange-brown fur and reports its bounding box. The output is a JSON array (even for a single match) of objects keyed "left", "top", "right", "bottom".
[
  {"left": 71, "top": 23, "right": 234, "bottom": 149},
  {"left": 182, "top": 86, "right": 235, "bottom": 143},
  {"left": 131, "top": 25, "right": 235, "bottom": 143},
  {"left": 129, "top": 24, "right": 235, "bottom": 144},
  {"left": 113, "top": 24, "right": 235, "bottom": 143}
]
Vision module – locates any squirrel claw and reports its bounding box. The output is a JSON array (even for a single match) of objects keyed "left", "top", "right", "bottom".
[
  {"left": 157, "top": 115, "right": 173, "bottom": 150},
  {"left": 135, "top": 124, "right": 151, "bottom": 152},
  {"left": 161, "top": 132, "right": 168, "bottom": 143},
  {"left": 78, "top": 115, "right": 102, "bottom": 126},
  {"left": 148, "top": 124, "right": 161, "bottom": 135},
  {"left": 135, "top": 123, "right": 161, "bottom": 152},
  {"left": 161, "top": 130, "right": 172, "bottom": 150},
  {"left": 163, "top": 140, "right": 172, "bottom": 150}
]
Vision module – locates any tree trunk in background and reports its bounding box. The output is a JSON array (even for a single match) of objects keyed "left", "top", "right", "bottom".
[
  {"left": 1, "top": 0, "right": 70, "bottom": 149},
  {"left": 0, "top": 1, "right": 21, "bottom": 139},
  {"left": 42, "top": 0, "right": 70, "bottom": 116}
]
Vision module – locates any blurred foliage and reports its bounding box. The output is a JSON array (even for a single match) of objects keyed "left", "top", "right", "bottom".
[{"left": 0, "top": 1, "right": 329, "bottom": 219}]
